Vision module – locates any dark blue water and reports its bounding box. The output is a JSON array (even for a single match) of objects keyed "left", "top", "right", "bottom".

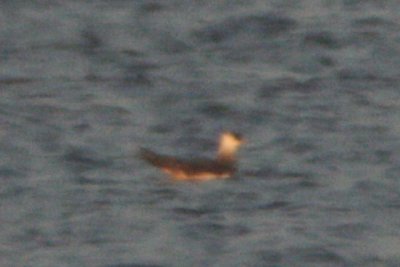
[{"left": 1, "top": 1, "right": 400, "bottom": 266}]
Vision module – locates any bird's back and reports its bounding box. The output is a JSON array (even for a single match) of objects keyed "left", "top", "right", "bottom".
[{"left": 139, "top": 148, "right": 235, "bottom": 181}]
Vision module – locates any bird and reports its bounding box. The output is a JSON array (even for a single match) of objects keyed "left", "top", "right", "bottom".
[{"left": 139, "top": 131, "right": 244, "bottom": 181}]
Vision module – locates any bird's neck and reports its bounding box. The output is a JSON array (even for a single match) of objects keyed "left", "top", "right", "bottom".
[{"left": 217, "top": 145, "right": 237, "bottom": 163}]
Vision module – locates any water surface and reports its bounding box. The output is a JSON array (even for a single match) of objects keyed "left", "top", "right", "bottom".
[{"left": 1, "top": 1, "right": 400, "bottom": 266}]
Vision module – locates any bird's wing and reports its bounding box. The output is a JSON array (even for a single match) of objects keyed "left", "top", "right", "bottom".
[
  {"left": 139, "top": 148, "right": 186, "bottom": 169},
  {"left": 139, "top": 148, "right": 233, "bottom": 175}
]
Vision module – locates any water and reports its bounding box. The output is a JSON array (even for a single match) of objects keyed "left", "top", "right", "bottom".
[{"left": 1, "top": 1, "right": 400, "bottom": 266}]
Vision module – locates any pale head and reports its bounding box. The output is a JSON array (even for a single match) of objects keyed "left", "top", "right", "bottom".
[{"left": 217, "top": 131, "right": 244, "bottom": 161}]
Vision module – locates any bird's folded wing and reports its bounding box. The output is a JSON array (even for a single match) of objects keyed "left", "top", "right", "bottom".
[
  {"left": 139, "top": 148, "right": 234, "bottom": 175},
  {"left": 139, "top": 148, "right": 186, "bottom": 169}
]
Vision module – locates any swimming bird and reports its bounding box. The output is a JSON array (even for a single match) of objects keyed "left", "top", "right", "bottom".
[{"left": 140, "top": 132, "right": 244, "bottom": 181}]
